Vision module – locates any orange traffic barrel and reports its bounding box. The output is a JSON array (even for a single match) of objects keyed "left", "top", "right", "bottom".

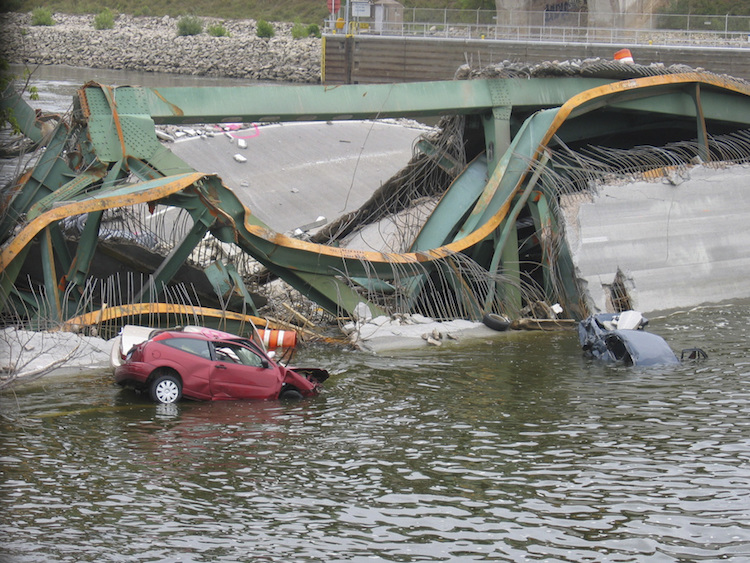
[
  {"left": 259, "top": 329, "right": 297, "bottom": 350},
  {"left": 614, "top": 48, "right": 634, "bottom": 64}
]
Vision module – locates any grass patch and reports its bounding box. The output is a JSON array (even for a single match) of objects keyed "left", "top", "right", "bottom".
[
  {"left": 177, "top": 15, "right": 203, "bottom": 36},
  {"left": 291, "top": 21, "right": 306, "bottom": 39},
  {"left": 207, "top": 22, "right": 230, "bottom": 37},
  {"left": 31, "top": 6, "right": 55, "bottom": 26},
  {"left": 93, "top": 7, "right": 115, "bottom": 30},
  {"left": 256, "top": 19, "right": 274, "bottom": 38},
  {"left": 291, "top": 21, "right": 322, "bottom": 39}
]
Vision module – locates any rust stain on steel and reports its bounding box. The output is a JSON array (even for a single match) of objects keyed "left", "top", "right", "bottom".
[
  {"left": 152, "top": 88, "right": 185, "bottom": 117},
  {"left": 102, "top": 85, "right": 129, "bottom": 162}
]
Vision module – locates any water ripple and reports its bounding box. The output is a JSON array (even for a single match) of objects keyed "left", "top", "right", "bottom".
[{"left": 3, "top": 304, "right": 750, "bottom": 561}]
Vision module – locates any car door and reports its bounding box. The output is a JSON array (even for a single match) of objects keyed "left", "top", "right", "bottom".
[
  {"left": 158, "top": 336, "right": 214, "bottom": 399},
  {"left": 209, "top": 341, "right": 283, "bottom": 399}
]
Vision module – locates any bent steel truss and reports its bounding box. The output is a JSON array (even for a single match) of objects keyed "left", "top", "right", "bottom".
[{"left": 2, "top": 66, "right": 750, "bottom": 331}]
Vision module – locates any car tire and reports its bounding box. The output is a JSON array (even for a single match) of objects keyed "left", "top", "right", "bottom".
[
  {"left": 482, "top": 313, "right": 511, "bottom": 332},
  {"left": 149, "top": 372, "right": 182, "bottom": 404},
  {"left": 279, "top": 388, "right": 304, "bottom": 401}
]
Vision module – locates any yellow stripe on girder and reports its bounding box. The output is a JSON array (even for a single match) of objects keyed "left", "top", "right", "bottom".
[
  {"left": 60, "top": 302, "right": 269, "bottom": 331},
  {"left": 0, "top": 172, "right": 204, "bottom": 272},
  {"left": 241, "top": 73, "right": 750, "bottom": 267}
]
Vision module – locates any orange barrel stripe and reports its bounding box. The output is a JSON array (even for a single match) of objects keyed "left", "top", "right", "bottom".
[{"left": 259, "top": 329, "right": 297, "bottom": 350}]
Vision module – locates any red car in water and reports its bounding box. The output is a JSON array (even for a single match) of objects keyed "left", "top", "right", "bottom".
[{"left": 114, "top": 327, "right": 328, "bottom": 404}]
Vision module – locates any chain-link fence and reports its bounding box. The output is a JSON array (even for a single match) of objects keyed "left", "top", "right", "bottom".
[{"left": 325, "top": 9, "right": 750, "bottom": 47}]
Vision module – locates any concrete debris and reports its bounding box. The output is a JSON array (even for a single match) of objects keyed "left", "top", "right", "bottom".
[
  {"left": 348, "top": 313, "right": 502, "bottom": 352},
  {"left": 1, "top": 328, "right": 112, "bottom": 383},
  {"left": 352, "top": 302, "right": 374, "bottom": 325},
  {"left": 233, "top": 154, "right": 247, "bottom": 163},
  {"left": 155, "top": 130, "right": 174, "bottom": 143}
]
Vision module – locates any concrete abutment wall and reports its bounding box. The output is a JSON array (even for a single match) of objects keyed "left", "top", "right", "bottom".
[{"left": 323, "top": 34, "right": 750, "bottom": 84}]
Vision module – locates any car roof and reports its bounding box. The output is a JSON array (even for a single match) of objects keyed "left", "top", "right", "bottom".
[{"left": 151, "top": 330, "right": 256, "bottom": 346}]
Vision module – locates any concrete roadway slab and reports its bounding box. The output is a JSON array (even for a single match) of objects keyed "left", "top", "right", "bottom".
[
  {"left": 562, "top": 165, "right": 750, "bottom": 314},
  {"left": 169, "top": 120, "right": 428, "bottom": 234}
]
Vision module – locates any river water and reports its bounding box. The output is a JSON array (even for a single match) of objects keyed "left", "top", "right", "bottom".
[
  {"left": 2, "top": 301, "right": 750, "bottom": 562},
  {"left": 2, "top": 67, "right": 750, "bottom": 562}
]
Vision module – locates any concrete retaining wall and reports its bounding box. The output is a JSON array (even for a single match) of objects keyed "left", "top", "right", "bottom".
[{"left": 323, "top": 34, "right": 750, "bottom": 84}]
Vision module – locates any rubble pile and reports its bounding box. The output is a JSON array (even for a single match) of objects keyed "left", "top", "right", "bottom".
[{"left": 0, "top": 12, "right": 321, "bottom": 83}]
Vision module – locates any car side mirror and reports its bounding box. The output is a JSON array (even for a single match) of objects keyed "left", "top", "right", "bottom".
[{"left": 261, "top": 359, "right": 269, "bottom": 369}]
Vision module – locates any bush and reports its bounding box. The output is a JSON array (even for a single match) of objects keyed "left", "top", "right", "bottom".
[
  {"left": 93, "top": 8, "right": 115, "bottom": 30},
  {"left": 307, "top": 24, "right": 321, "bottom": 38},
  {"left": 31, "top": 7, "right": 55, "bottom": 26},
  {"left": 177, "top": 15, "right": 203, "bottom": 37},
  {"left": 292, "top": 22, "right": 321, "bottom": 39},
  {"left": 256, "top": 19, "right": 275, "bottom": 38},
  {"left": 207, "top": 22, "right": 230, "bottom": 37},
  {"left": 291, "top": 21, "right": 306, "bottom": 40}
]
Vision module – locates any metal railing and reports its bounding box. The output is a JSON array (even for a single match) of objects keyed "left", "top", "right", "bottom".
[{"left": 324, "top": 10, "right": 750, "bottom": 47}]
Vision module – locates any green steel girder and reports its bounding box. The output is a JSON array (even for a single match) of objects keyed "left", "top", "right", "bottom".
[
  {"left": 0, "top": 121, "right": 76, "bottom": 237},
  {"left": 134, "top": 206, "right": 213, "bottom": 303},
  {"left": 40, "top": 227, "right": 61, "bottom": 321},
  {"left": 68, "top": 210, "right": 104, "bottom": 287},
  {"left": 4, "top": 73, "right": 750, "bottom": 324},
  {"left": 119, "top": 78, "right": 614, "bottom": 125},
  {"left": 484, "top": 152, "right": 551, "bottom": 314},
  {"left": 564, "top": 81, "right": 750, "bottom": 128},
  {"left": 456, "top": 109, "right": 559, "bottom": 244},
  {"left": 529, "top": 193, "right": 585, "bottom": 319},
  {"left": 1, "top": 84, "right": 46, "bottom": 144},
  {"left": 527, "top": 193, "right": 554, "bottom": 304}
]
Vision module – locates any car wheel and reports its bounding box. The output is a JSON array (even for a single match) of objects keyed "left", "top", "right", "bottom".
[
  {"left": 482, "top": 313, "right": 511, "bottom": 332},
  {"left": 150, "top": 373, "right": 182, "bottom": 404},
  {"left": 279, "top": 387, "right": 304, "bottom": 401}
]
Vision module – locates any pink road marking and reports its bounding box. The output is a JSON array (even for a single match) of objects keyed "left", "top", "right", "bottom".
[{"left": 230, "top": 123, "right": 261, "bottom": 139}]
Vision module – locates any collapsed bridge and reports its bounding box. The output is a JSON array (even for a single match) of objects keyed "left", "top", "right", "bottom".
[{"left": 2, "top": 61, "right": 750, "bottom": 337}]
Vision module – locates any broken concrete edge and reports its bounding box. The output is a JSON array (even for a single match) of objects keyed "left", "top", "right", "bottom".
[{"left": 0, "top": 327, "right": 114, "bottom": 384}]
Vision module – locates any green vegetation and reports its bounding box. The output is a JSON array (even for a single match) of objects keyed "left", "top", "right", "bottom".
[
  {"left": 1, "top": 1, "right": 494, "bottom": 23},
  {"left": 307, "top": 23, "right": 321, "bottom": 39},
  {"left": 291, "top": 21, "right": 320, "bottom": 39},
  {"left": 206, "top": 22, "right": 230, "bottom": 37},
  {"left": 663, "top": 1, "right": 750, "bottom": 16},
  {"left": 31, "top": 6, "right": 55, "bottom": 26},
  {"left": 291, "top": 21, "right": 307, "bottom": 39},
  {"left": 176, "top": 15, "right": 203, "bottom": 36},
  {"left": 6, "top": 0, "right": 746, "bottom": 26},
  {"left": 659, "top": 0, "right": 750, "bottom": 31},
  {"left": 256, "top": 19, "right": 274, "bottom": 38},
  {"left": 93, "top": 7, "right": 115, "bottom": 30},
  {"left": 11, "top": 0, "right": 336, "bottom": 21}
]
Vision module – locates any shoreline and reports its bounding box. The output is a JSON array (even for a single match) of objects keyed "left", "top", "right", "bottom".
[{"left": 0, "top": 12, "right": 322, "bottom": 84}]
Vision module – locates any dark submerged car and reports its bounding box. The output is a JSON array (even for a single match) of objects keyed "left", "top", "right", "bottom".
[
  {"left": 114, "top": 327, "right": 328, "bottom": 404},
  {"left": 578, "top": 311, "right": 681, "bottom": 367}
]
